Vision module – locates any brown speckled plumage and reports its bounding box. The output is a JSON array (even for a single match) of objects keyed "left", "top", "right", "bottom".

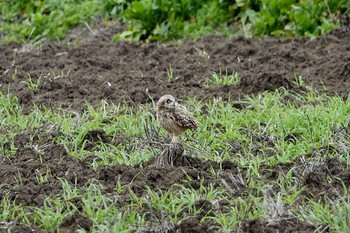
[{"left": 156, "top": 94, "right": 198, "bottom": 143}]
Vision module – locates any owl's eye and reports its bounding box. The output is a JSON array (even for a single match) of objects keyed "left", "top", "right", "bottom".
[{"left": 166, "top": 99, "right": 172, "bottom": 104}]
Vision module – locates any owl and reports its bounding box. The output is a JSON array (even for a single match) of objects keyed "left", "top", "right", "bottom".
[{"left": 156, "top": 94, "right": 198, "bottom": 143}]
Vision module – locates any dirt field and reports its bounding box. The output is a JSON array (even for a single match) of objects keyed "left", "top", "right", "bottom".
[
  {"left": 0, "top": 24, "right": 350, "bottom": 232},
  {"left": 1, "top": 25, "right": 350, "bottom": 112}
]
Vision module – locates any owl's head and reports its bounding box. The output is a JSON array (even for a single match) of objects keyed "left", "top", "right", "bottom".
[{"left": 157, "top": 94, "right": 176, "bottom": 110}]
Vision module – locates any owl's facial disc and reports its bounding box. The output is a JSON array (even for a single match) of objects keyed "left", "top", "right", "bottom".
[{"left": 157, "top": 94, "right": 176, "bottom": 110}]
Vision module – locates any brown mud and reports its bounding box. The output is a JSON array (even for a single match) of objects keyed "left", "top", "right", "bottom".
[{"left": 0, "top": 24, "right": 350, "bottom": 232}]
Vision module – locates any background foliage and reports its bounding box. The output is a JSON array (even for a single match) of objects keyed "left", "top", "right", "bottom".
[
  {"left": 0, "top": 0, "right": 103, "bottom": 43},
  {"left": 0, "top": 0, "right": 350, "bottom": 42}
]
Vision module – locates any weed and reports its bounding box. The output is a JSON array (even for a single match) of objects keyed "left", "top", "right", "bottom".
[
  {"left": 35, "top": 169, "right": 52, "bottom": 184},
  {"left": 205, "top": 69, "right": 240, "bottom": 88},
  {"left": 32, "top": 199, "right": 69, "bottom": 231},
  {"left": 293, "top": 75, "right": 306, "bottom": 87},
  {"left": 20, "top": 74, "right": 43, "bottom": 90},
  {"left": 166, "top": 64, "right": 175, "bottom": 81}
]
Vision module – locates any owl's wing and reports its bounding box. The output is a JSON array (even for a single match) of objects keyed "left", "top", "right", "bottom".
[{"left": 171, "top": 107, "right": 198, "bottom": 130}]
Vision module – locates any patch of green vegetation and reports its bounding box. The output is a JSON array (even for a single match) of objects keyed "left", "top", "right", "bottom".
[
  {"left": 1, "top": 0, "right": 349, "bottom": 43},
  {"left": 0, "top": 0, "right": 103, "bottom": 43},
  {"left": 112, "top": 0, "right": 230, "bottom": 41},
  {"left": 204, "top": 69, "right": 240, "bottom": 88},
  {"left": 20, "top": 74, "right": 43, "bottom": 90},
  {"left": 252, "top": 0, "right": 347, "bottom": 37},
  {"left": 110, "top": 0, "right": 349, "bottom": 41},
  {"left": 1, "top": 88, "right": 349, "bottom": 166},
  {"left": 166, "top": 64, "right": 180, "bottom": 81},
  {"left": 298, "top": 197, "right": 350, "bottom": 232},
  {"left": 1, "top": 88, "right": 350, "bottom": 231},
  {"left": 0, "top": 181, "right": 143, "bottom": 232},
  {"left": 293, "top": 75, "right": 306, "bottom": 87}
]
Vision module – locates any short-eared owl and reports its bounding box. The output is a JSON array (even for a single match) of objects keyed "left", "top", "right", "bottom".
[{"left": 156, "top": 94, "right": 198, "bottom": 143}]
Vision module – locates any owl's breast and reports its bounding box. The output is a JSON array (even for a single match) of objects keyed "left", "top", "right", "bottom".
[{"left": 157, "top": 110, "right": 186, "bottom": 135}]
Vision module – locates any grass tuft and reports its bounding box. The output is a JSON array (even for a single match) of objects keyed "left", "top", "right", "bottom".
[{"left": 205, "top": 69, "right": 240, "bottom": 88}]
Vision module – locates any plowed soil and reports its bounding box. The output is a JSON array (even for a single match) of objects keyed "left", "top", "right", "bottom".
[{"left": 0, "top": 24, "right": 350, "bottom": 232}]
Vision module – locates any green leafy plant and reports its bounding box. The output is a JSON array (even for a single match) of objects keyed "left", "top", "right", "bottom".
[
  {"left": 0, "top": 0, "right": 103, "bottom": 43},
  {"left": 1, "top": 0, "right": 350, "bottom": 43},
  {"left": 252, "top": 0, "right": 347, "bottom": 37},
  {"left": 112, "top": 0, "right": 232, "bottom": 41}
]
